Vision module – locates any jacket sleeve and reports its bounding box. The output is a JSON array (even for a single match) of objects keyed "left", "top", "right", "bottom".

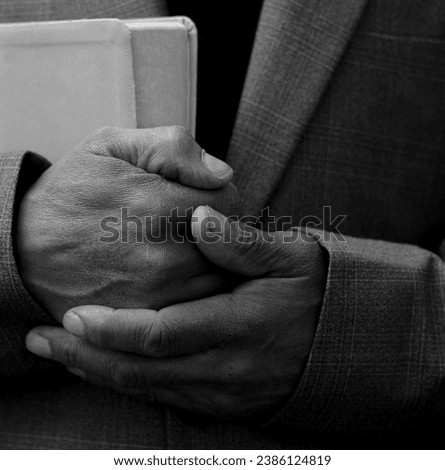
[
  {"left": 266, "top": 231, "right": 445, "bottom": 437},
  {"left": 0, "top": 151, "right": 58, "bottom": 379}
]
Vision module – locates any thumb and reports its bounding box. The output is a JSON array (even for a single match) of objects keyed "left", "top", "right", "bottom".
[
  {"left": 191, "top": 205, "right": 301, "bottom": 278},
  {"left": 82, "top": 126, "right": 233, "bottom": 190}
]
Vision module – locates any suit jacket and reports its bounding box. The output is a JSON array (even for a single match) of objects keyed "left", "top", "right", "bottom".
[{"left": 1, "top": 0, "right": 444, "bottom": 449}]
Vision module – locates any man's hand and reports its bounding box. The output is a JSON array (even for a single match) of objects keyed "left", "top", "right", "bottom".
[
  {"left": 17, "top": 126, "right": 241, "bottom": 322},
  {"left": 26, "top": 206, "right": 327, "bottom": 419}
]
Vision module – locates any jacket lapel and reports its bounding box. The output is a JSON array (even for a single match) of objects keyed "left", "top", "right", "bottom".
[{"left": 227, "top": 0, "right": 369, "bottom": 214}]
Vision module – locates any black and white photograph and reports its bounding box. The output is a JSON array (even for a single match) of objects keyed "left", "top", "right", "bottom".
[{"left": 0, "top": 0, "right": 444, "bottom": 461}]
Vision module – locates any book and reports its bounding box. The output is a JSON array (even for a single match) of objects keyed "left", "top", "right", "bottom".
[
  {"left": 0, "top": 17, "right": 197, "bottom": 162},
  {"left": 128, "top": 17, "right": 197, "bottom": 135}
]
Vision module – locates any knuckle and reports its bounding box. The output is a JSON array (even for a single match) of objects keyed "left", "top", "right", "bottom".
[
  {"left": 168, "top": 125, "right": 190, "bottom": 144},
  {"left": 80, "top": 126, "right": 122, "bottom": 157},
  {"left": 108, "top": 360, "right": 141, "bottom": 389},
  {"left": 55, "top": 340, "right": 81, "bottom": 367},
  {"left": 94, "top": 126, "right": 121, "bottom": 141},
  {"left": 140, "top": 317, "right": 173, "bottom": 357}
]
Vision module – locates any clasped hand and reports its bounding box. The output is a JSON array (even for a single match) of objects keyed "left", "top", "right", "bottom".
[{"left": 24, "top": 127, "right": 327, "bottom": 419}]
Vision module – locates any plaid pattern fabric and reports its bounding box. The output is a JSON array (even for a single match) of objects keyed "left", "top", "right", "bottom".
[
  {"left": 228, "top": 0, "right": 445, "bottom": 440},
  {"left": 1, "top": 0, "right": 445, "bottom": 449},
  {"left": 267, "top": 234, "right": 445, "bottom": 437},
  {"left": 227, "top": 0, "right": 369, "bottom": 214},
  {"left": 0, "top": 152, "right": 55, "bottom": 378}
]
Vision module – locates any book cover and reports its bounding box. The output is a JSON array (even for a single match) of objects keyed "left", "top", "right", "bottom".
[
  {"left": 0, "top": 19, "right": 136, "bottom": 161},
  {"left": 0, "top": 17, "right": 197, "bottom": 162}
]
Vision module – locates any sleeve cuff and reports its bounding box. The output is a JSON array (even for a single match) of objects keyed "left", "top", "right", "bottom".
[
  {"left": 0, "top": 151, "right": 57, "bottom": 377},
  {"left": 263, "top": 229, "right": 445, "bottom": 436}
]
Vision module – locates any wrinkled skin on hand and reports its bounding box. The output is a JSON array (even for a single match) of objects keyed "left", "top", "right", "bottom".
[
  {"left": 16, "top": 126, "right": 241, "bottom": 322},
  {"left": 27, "top": 206, "right": 327, "bottom": 419}
]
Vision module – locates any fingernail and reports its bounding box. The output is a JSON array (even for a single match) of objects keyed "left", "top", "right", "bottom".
[
  {"left": 67, "top": 367, "right": 87, "bottom": 380},
  {"left": 63, "top": 311, "right": 85, "bottom": 337},
  {"left": 205, "top": 205, "right": 233, "bottom": 233},
  {"left": 203, "top": 153, "right": 233, "bottom": 179},
  {"left": 204, "top": 205, "right": 223, "bottom": 223},
  {"left": 26, "top": 334, "right": 52, "bottom": 359}
]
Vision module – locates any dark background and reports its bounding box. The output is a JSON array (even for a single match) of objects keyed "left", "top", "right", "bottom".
[{"left": 167, "top": 0, "right": 264, "bottom": 158}]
